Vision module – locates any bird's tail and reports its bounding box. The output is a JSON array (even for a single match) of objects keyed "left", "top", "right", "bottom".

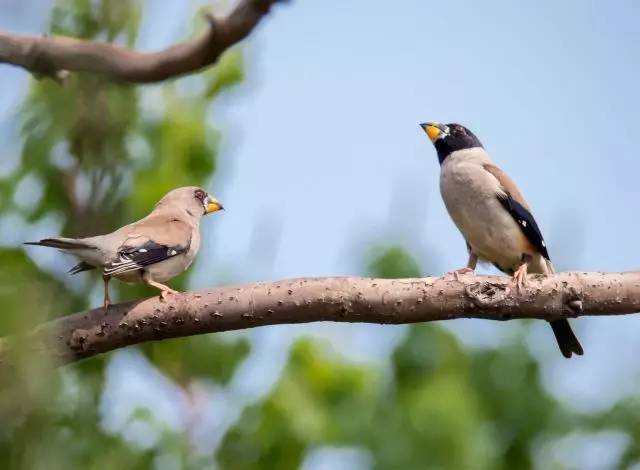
[
  {"left": 543, "top": 260, "right": 584, "bottom": 358},
  {"left": 25, "top": 238, "right": 99, "bottom": 276},
  {"left": 68, "top": 261, "right": 96, "bottom": 275},
  {"left": 24, "top": 237, "right": 97, "bottom": 250},
  {"left": 550, "top": 320, "right": 584, "bottom": 358}
]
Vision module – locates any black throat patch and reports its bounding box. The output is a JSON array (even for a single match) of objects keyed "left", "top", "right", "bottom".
[{"left": 435, "top": 124, "right": 484, "bottom": 164}]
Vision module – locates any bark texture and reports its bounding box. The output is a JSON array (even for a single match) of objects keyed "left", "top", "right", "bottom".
[
  {"left": 2, "top": 272, "right": 639, "bottom": 367},
  {"left": 0, "top": 0, "right": 282, "bottom": 83}
]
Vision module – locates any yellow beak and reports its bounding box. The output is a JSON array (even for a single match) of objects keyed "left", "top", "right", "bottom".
[
  {"left": 420, "top": 122, "right": 446, "bottom": 142},
  {"left": 206, "top": 199, "right": 224, "bottom": 213}
]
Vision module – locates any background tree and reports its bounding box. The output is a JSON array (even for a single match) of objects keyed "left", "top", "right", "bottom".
[{"left": 0, "top": 1, "right": 249, "bottom": 466}]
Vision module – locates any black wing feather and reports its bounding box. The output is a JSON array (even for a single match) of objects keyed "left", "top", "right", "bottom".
[
  {"left": 104, "top": 240, "right": 189, "bottom": 277},
  {"left": 497, "top": 193, "right": 550, "bottom": 260}
]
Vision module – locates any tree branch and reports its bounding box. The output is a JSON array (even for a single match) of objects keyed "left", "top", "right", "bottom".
[
  {"left": 0, "top": 0, "right": 283, "bottom": 83},
  {"left": 1, "top": 272, "right": 639, "bottom": 367}
]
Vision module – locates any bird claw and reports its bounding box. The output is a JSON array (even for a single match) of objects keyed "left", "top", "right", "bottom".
[
  {"left": 159, "top": 288, "right": 179, "bottom": 302},
  {"left": 448, "top": 267, "right": 474, "bottom": 282},
  {"left": 512, "top": 264, "right": 528, "bottom": 291}
]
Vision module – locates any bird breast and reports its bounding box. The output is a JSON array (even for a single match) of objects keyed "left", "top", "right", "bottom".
[
  {"left": 142, "top": 253, "right": 193, "bottom": 283},
  {"left": 439, "top": 149, "right": 532, "bottom": 271}
]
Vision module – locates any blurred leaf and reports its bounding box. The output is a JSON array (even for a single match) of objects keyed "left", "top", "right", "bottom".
[
  {"left": 368, "top": 245, "right": 422, "bottom": 279},
  {"left": 142, "top": 334, "right": 251, "bottom": 386},
  {"left": 205, "top": 49, "right": 245, "bottom": 98},
  {"left": 0, "top": 0, "right": 244, "bottom": 467},
  {"left": 217, "top": 339, "right": 381, "bottom": 469}
]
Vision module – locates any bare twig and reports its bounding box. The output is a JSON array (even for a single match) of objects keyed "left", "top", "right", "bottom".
[
  {"left": 0, "top": 0, "right": 283, "bottom": 83},
  {"left": 1, "top": 272, "right": 639, "bottom": 367}
]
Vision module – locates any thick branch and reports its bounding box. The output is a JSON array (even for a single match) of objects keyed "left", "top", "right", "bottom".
[
  {"left": 1, "top": 272, "right": 639, "bottom": 367},
  {"left": 0, "top": 0, "right": 282, "bottom": 82}
]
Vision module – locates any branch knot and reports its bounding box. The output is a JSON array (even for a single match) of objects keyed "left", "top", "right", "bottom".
[{"left": 465, "top": 282, "right": 510, "bottom": 308}]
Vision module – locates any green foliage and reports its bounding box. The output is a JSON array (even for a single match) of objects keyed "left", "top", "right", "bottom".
[
  {"left": 0, "top": 249, "right": 85, "bottom": 334},
  {"left": 0, "top": 1, "right": 250, "bottom": 468},
  {"left": 141, "top": 334, "right": 251, "bottom": 386},
  {"left": 132, "top": 88, "right": 219, "bottom": 218},
  {"left": 219, "top": 324, "right": 505, "bottom": 469},
  {"left": 218, "top": 339, "right": 381, "bottom": 469},
  {"left": 50, "top": 0, "right": 141, "bottom": 43},
  {"left": 367, "top": 245, "right": 421, "bottom": 279},
  {"left": 205, "top": 49, "right": 245, "bottom": 98}
]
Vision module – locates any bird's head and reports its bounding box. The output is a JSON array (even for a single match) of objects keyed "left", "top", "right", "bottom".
[
  {"left": 156, "top": 186, "right": 224, "bottom": 217},
  {"left": 419, "top": 122, "right": 483, "bottom": 164}
]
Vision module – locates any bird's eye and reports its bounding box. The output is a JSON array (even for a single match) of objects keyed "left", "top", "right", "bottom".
[{"left": 194, "top": 189, "right": 206, "bottom": 201}]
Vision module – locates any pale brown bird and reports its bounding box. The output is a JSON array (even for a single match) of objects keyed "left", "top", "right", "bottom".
[
  {"left": 25, "top": 186, "right": 224, "bottom": 311},
  {"left": 420, "top": 122, "right": 583, "bottom": 358}
]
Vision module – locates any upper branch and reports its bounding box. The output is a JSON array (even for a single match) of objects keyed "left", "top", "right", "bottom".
[
  {"left": 1, "top": 272, "right": 639, "bottom": 367},
  {"left": 0, "top": 0, "right": 283, "bottom": 83}
]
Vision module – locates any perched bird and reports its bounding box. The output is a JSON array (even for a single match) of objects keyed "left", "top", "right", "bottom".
[
  {"left": 419, "top": 122, "right": 583, "bottom": 358},
  {"left": 25, "top": 186, "right": 223, "bottom": 311}
]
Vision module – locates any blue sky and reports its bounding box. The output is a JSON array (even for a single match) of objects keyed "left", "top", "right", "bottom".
[{"left": 2, "top": 0, "right": 640, "bottom": 465}]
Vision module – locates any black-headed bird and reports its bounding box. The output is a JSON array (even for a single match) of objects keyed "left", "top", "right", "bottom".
[
  {"left": 25, "top": 186, "right": 224, "bottom": 311},
  {"left": 420, "top": 122, "right": 583, "bottom": 358}
]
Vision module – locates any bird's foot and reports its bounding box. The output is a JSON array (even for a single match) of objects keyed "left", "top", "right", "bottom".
[
  {"left": 448, "top": 267, "right": 475, "bottom": 282},
  {"left": 512, "top": 264, "right": 528, "bottom": 290},
  {"left": 159, "top": 288, "right": 179, "bottom": 303},
  {"left": 102, "top": 275, "right": 111, "bottom": 314}
]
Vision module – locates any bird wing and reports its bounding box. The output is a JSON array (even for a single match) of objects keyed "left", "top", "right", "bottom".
[
  {"left": 483, "top": 164, "right": 550, "bottom": 260},
  {"left": 103, "top": 216, "right": 193, "bottom": 277}
]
